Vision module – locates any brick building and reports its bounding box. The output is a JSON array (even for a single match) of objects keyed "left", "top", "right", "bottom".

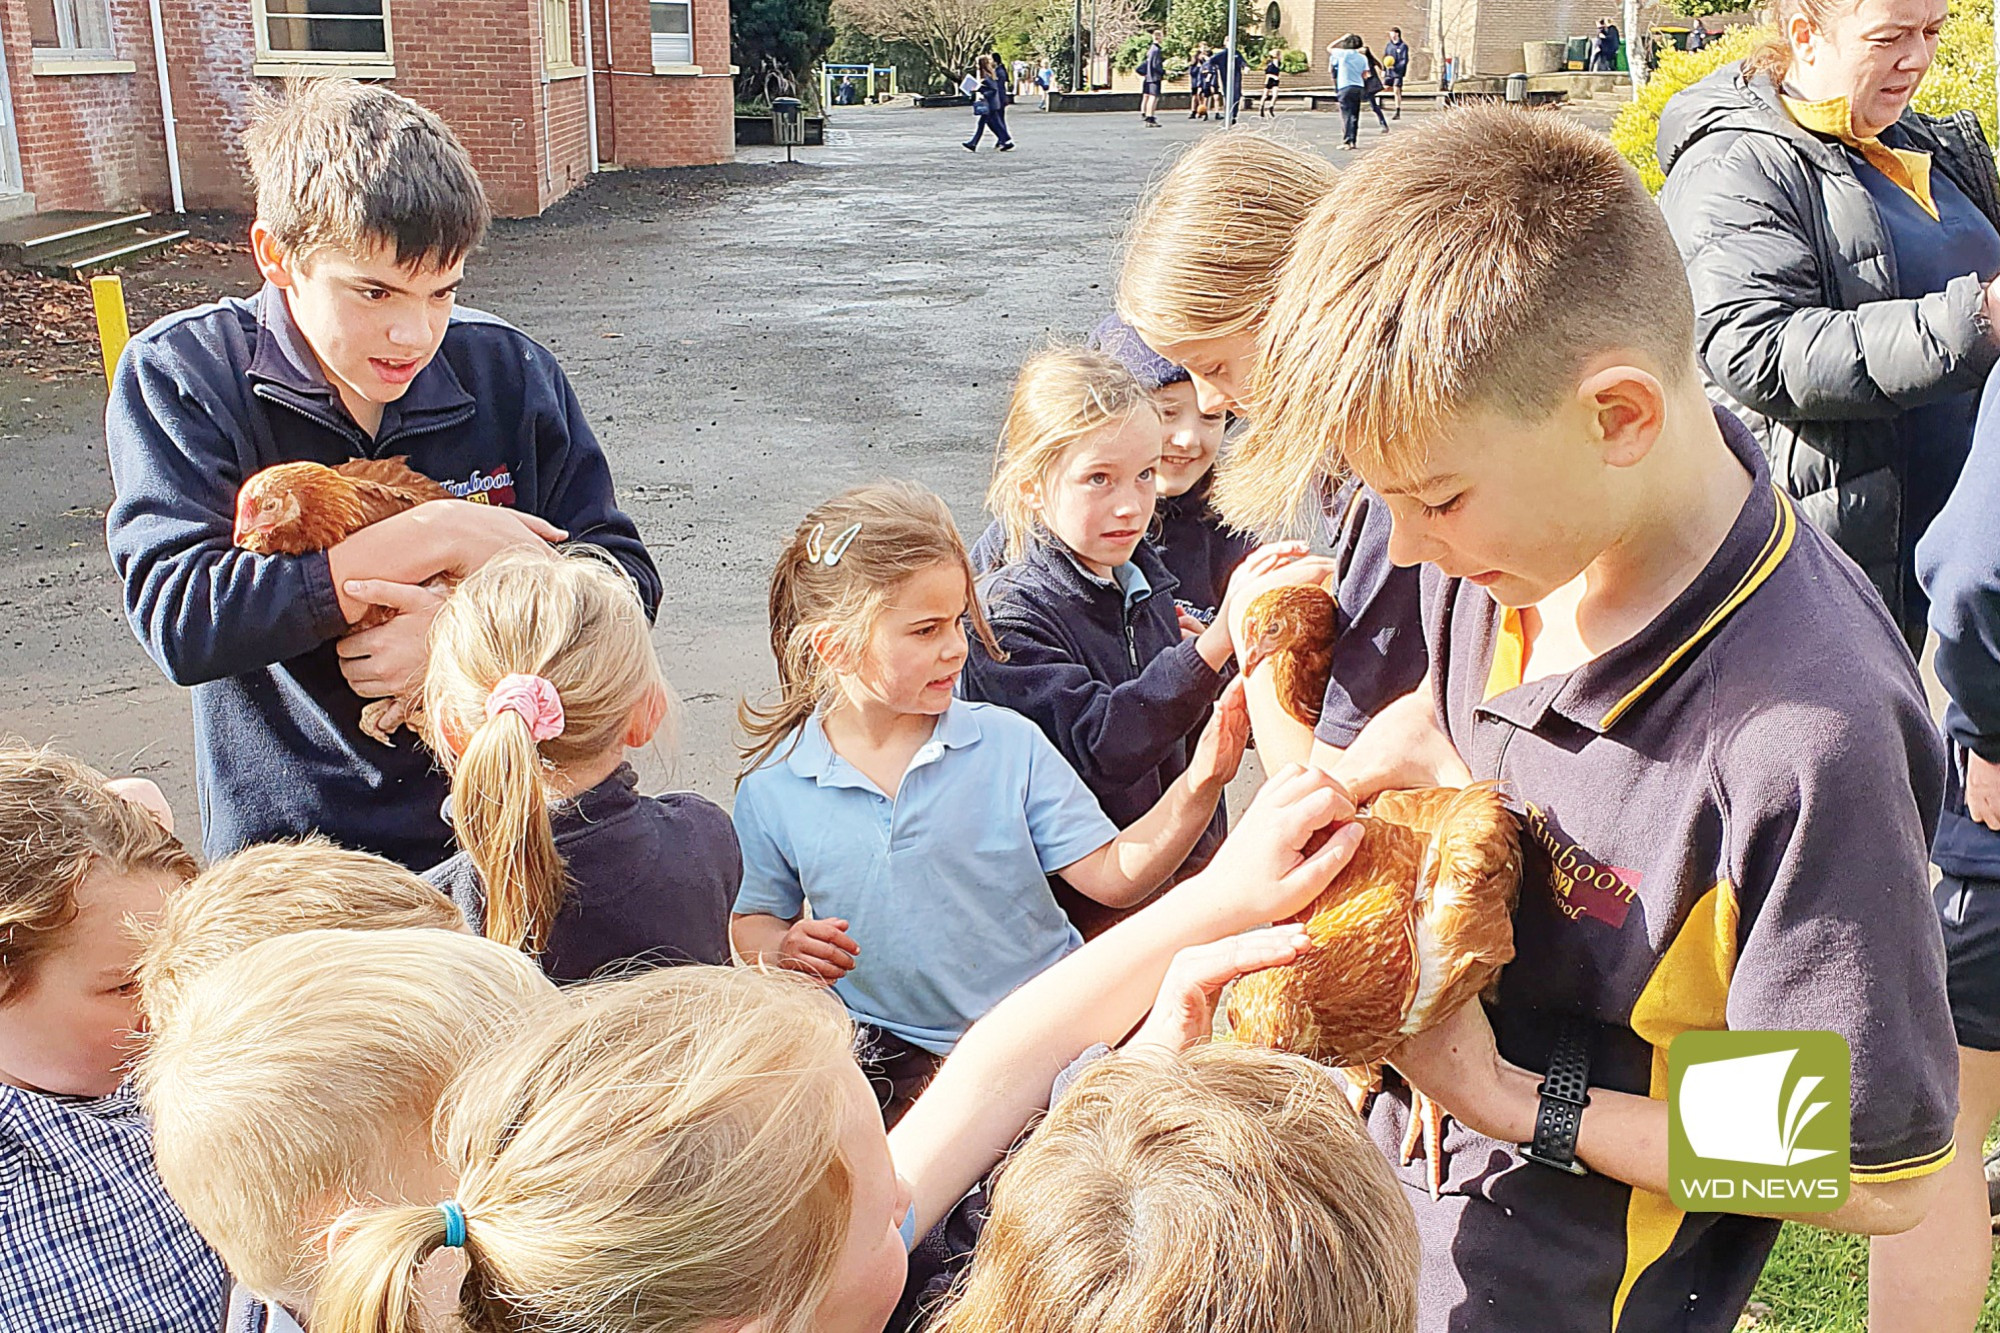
[
  {"left": 1266, "top": 0, "right": 1611, "bottom": 79},
  {"left": 0, "top": 0, "right": 733, "bottom": 221}
]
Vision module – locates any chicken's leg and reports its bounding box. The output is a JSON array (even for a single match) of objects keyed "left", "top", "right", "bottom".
[{"left": 1397, "top": 1090, "right": 1450, "bottom": 1200}]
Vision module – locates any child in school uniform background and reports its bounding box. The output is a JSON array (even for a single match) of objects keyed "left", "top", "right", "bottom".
[{"left": 103, "top": 80, "right": 657, "bottom": 872}]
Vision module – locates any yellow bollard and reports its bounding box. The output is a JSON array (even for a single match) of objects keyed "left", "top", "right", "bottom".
[{"left": 91, "top": 274, "right": 131, "bottom": 390}]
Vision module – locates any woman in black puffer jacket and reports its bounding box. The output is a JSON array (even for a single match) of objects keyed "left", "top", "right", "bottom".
[{"left": 1657, "top": 0, "right": 2000, "bottom": 650}]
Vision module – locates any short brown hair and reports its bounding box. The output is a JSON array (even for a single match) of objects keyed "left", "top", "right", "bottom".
[
  {"left": 929, "top": 1043, "right": 1419, "bottom": 1333},
  {"left": 1236, "top": 108, "right": 1696, "bottom": 534},
  {"left": 0, "top": 747, "right": 196, "bottom": 1001},
  {"left": 137, "top": 836, "right": 463, "bottom": 1031},
  {"left": 243, "top": 78, "right": 489, "bottom": 270}
]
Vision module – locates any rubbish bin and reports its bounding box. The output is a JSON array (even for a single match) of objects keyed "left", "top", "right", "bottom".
[
  {"left": 1504, "top": 72, "right": 1528, "bottom": 103},
  {"left": 770, "top": 96, "right": 805, "bottom": 162}
]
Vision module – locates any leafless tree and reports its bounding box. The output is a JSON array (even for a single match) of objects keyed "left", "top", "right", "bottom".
[{"left": 835, "top": 0, "right": 1000, "bottom": 85}]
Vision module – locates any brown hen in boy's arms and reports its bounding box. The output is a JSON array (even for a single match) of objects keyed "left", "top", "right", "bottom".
[{"left": 232, "top": 458, "right": 454, "bottom": 744}]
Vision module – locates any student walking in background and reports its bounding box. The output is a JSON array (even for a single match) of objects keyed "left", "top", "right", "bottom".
[
  {"left": 1138, "top": 32, "right": 1166, "bottom": 126},
  {"left": 1383, "top": 26, "right": 1409, "bottom": 118},
  {"left": 963, "top": 56, "right": 1015, "bottom": 151},
  {"left": 1331, "top": 35, "right": 1369, "bottom": 148},
  {"left": 1362, "top": 44, "right": 1392, "bottom": 130}
]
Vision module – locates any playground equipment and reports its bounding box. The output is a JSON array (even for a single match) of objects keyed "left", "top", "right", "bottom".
[{"left": 819, "top": 63, "right": 899, "bottom": 107}]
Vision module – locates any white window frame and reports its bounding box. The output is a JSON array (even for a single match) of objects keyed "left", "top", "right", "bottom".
[
  {"left": 650, "top": 0, "right": 694, "bottom": 69},
  {"left": 542, "top": 0, "right": 578, "bottom": 70},
  {"left": 27, "top": 0, "right": 117, "bottom": 60},
  {"left": 253, "top": 0, "right": 394, "bottom": 70}
]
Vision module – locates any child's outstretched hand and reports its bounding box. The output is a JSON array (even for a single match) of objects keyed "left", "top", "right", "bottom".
[
  {"left": 1186, "top": 676, "right": 1251, "bottom": 790},
  {"left": 1128, "top": 925, "right": 1314, "bottom": 1053},
  {"left": 1196, "top": 763, "right": 1361, "bottom": 926},
  {"left": 779, "top": 917, "right": 860, "bottom": 985}
]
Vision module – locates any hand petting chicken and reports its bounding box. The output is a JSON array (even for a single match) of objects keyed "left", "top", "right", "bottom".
[
  {"left": 1226, "top": 581, "right": 1523, "bottom": 1199},
  {"left": 232, "top": 457, "right": 453, "bottom": 744}
]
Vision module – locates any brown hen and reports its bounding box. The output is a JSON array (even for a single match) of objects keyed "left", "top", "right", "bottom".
[
  {"left": 232, "top": 458, "right": 453, "bottom": 744},
  {"left": 1227, "top": 583, "right": 1523, "bottom": 1197}
]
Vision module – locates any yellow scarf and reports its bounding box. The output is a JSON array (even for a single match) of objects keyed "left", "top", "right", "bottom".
[{"left": 1782, "top": 93, "right": 1938, "bottom": 220}]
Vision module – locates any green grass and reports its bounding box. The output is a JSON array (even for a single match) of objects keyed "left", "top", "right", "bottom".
[{"left": 1737, "top": 1224, "right": 2000, "bottom": 1331}]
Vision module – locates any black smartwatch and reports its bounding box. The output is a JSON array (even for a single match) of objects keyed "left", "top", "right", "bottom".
[{"left": 1519, "top": 1019, "right": 1592, "bottom": 1175}]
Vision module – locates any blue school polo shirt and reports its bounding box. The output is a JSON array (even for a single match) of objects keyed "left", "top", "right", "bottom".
[
  {"left": 1372, "top": 407, "right": 1955, "bottom": 1333},
  {"left": 731, "top": 699, "right": 1117, "bottom": 1054}
]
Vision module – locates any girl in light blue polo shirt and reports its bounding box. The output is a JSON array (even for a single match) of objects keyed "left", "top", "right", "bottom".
[{"left": 730, "top": 480, "right": 1247, "bottom": 1122}]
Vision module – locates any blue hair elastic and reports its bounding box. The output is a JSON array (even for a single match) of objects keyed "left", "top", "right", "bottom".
[{"left": 438, "top": 1201, "right": 467, "bottom": 1250}]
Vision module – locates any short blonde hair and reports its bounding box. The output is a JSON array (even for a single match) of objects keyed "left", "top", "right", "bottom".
[
  {"left": 136, "top": 837, "right": 463, "bottom": 1030},
  {"left": 1118, "top": 134, "right": 1339, "bottom": 348},
  {"left": 930, "top": 1044, "right": 1419, "bottom": 1333},
  {"left": 1240, "top": 108, "right": 1696, "bottom": 534},
  {"left": 422, "top": 547, "right": 666, "bottom": 956},
  {"left": 988, "top": 347, "right": 1158, "bottom": 564},
  {"left": 243, "top": 78, "right": 489, "bottom": 270},
  {"left": 740, "top": 481, "right": 1000, "bottom": 777},
  {"left": 134, "top": 928, "right": 555, "bottom": 1310},
  {"left": 0, "top": 745, "right": 196, "bottom": 1001},
  {"left": 315, "top": 966, "right": 860, "bottom": 1333}
]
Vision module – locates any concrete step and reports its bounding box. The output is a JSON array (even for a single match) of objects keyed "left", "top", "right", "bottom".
[
  {"left": 0, "top": 210, "right": 187, "bottom": 278},
  {"left": 0, "top": 192, "right": 34, "bottom": 225}
]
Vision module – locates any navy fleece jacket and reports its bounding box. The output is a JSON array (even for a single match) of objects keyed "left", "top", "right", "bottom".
[
  {"left": 1920, "top": 364, "right": 2000, "bottom": 878},
  {"left": 960, "top": 535, "right": 1227, "bottom": 873},
  {"left": 104, "top": 286, "right": 659, "bottom": 869}
]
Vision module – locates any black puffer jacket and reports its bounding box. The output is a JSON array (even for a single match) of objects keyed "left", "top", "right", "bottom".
[{"left": 1658, "top": 61, "right": 2000, "bottom": 638}]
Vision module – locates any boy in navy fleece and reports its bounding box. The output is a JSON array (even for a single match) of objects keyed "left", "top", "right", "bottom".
[{"left": 104, "top": 81, "right": 657, "bottom": 870}]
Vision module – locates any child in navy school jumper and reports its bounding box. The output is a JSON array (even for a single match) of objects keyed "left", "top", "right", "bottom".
[
  {"left": 103, "top": 80, "right": 657, "bottom": 873},
  {"left": 958, "top": 348, "right": 1331, "bottom": 937},
  {"left": 0, "top": 750, "right": 227, "bottom": 1333},
  {"left": 419, "top": 549, "right": 737, "bottom": 982},
  {"left": 1087, "top": 313, "right": 1255, "bottom": 624},
  {"left": 730, "top": 482, "right": 1248, "bottom": 1122}
]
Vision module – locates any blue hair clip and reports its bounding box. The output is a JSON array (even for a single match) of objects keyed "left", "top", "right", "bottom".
[{"left": 438, "top": 1200, "right": 467, "bottom": 1249}]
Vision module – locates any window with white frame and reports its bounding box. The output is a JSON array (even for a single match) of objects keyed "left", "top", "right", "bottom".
[
  {"left": 27, "top": 0, "right": 115, "bottom": 57},
  {"left": 543, "top": 0, "right": 576, "bottom": 69},
  {"left": 257, "top": 0, "right": 391, "bottom": 61},
  {"left": 651, "top": 0, "right": 693, "bottom": 65}
]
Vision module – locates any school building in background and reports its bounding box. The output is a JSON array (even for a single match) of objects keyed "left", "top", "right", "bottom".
[{"left": 0, "top": 0, "right": 735, "bottom": 223}]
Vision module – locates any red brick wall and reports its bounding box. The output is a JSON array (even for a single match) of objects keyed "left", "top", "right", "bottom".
[
  {"left": 2, "top": 0, "right": 642, "bottom": 218},
  {"left": 592, "top": 0, "right": 731, "bottom": 169},
  {"left": 2, "top": 0, "right": 172, "bottom": 210}
]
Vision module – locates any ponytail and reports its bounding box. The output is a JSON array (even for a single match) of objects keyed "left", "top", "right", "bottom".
[
  {"left": 453, "top": 707, "right": 566, "bottom": 954},
  {"left": 318, "top": 1201, "right": 465, "bottom": 1333},
  {"left": 421, "top": 548, "right": 665, "bottom": 961}
]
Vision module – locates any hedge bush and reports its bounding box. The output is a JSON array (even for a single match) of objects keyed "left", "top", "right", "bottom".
[{"left": 1611, "top": 2, "right": 1996, "bottom": 195}]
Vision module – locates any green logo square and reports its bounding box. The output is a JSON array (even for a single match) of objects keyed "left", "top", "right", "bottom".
[{"left": 1667, "top": 1030, "right": 1850, "bottom": 1214}]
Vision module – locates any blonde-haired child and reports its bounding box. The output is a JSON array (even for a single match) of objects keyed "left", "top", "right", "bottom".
[
  {"left": 137, "top": 927, "right": 556, "bottom": 1331},
  {"left": 960, "top": 347, "right": 1323, "bottom": 936},
  {"left": 315, "top": 775, "right": 1368, "bottom": 1333},
  {"left": 420, "top": 547, "right": 738, "bottom": 981},
  {"left": 137, "top": 836, "right": 461, "bottom": 1031},
  {"left": 0, "top": 746, "right": 227, "bottom": 1331},
  {"left": 927, "top": 1043, "right": 1419, "bottom": 1333},
  {"left": 1114, "top": 131, "right": 1426, "bottom": 778},
  {"left": 732, "top": 479, "right": 1247, "bottom": 1119}
]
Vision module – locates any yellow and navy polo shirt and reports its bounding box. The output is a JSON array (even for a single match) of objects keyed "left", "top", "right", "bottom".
[{"left": 1367, "top": 408, "right": 1957, "bottom": 1333}]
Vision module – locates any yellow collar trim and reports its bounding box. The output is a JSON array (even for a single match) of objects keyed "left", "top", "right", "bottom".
[{"left": 1782, "top": 93, "right": 1938, "bottom": 220}]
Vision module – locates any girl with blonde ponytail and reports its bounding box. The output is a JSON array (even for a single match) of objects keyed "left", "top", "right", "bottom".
[
  {"left": 730, "top": 480, "right": 1250, "bottom": 1122},
  {"left": 1117, "top": 131, "right": 1427, "bottom": 778},
  {"left": 421, "top": 547, "right": 738, "bottom": 980}
]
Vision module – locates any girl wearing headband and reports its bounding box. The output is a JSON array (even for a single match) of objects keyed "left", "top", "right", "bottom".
[{"left": 420, "top": 548, "right": 738, "bottom": 980}]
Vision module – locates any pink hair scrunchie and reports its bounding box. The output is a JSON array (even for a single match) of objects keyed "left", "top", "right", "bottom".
[{"left": 484, "top": 674, "right": 566, "bottom": 742}]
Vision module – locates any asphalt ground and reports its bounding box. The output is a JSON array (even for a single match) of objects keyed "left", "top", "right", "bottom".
[{"left": 0, "top": 97, "right": 1599, "bottom": 826}]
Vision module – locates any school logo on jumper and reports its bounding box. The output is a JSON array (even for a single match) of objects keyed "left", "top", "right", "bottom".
[
  {"left": 441, "top": 468, "right": 516, "bottom": 508},
  {"left": 1523, "top": 805, "right": 1640, "bottom": 929},
  {"left": 1668, "top": 1030, "right": 1849, "bottom": 1213}
]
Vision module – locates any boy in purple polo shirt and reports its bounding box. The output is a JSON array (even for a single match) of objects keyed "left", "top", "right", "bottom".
[{"left": 1246, "top": 108, "right": 1956, "bottom": 1333}]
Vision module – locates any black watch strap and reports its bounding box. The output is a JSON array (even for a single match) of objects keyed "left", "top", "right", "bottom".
[{"left": 1520, "top": 1018, "right": 1592, "bottom": 1175}]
